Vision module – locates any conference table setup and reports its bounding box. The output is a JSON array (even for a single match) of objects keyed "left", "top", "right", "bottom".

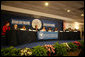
[
  {"left": 1, "top": 1, "right": 84, "bottom": 56},
  {"left": 6, "top": 30, "right": 81, "bottom": 46}
]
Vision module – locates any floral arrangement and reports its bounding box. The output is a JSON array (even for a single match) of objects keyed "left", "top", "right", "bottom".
[
  {"left": 43, "top": 44, "right": 55, "bottom": 56},
  {"left": 43, "top": 44, "right": 55, "bottom": 53},
  {"left": 1, "top": 40, "right": 84, "bottom": 56},
  {"left": 61, "top": 43, "right": 71, "bottom": 51},
  {"left": 78, "top": 40, "right": 84, "bottom": 49},
  {"left": 73, "top": 41, "right": 81, "bottom": 49},
  {"left": 68, "top": 42, "right": 78, "bottom": 51},
  {"left": 20, "top": 48, "right": 32, "bottom": 56}
]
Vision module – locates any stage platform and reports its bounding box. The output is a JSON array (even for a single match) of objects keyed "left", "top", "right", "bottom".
[{"left": 1, "top": 40, "right": 79, "bottom": 49}]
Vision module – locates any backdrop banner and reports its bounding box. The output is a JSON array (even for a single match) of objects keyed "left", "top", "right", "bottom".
[{"left": 37, "top": 31, "right": 58, "bottom": 40}]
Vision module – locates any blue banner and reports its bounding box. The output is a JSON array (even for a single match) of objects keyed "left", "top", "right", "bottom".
[
  {"left": 11, "top": 19, "right": 30, "bottom": 25},
  {"left": 42, "top": 20, "right": 55, "bottom": 27},
  {"left": 37, "top": 31, "right": 58, "bottom": 40}
]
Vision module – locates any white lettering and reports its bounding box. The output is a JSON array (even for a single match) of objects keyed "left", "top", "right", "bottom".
[
  {"left": 43, "top": 23, "right": 55, "bottom": 27},
  {"left": 12, "top": 19, "right": 30, "bottom": 25}
]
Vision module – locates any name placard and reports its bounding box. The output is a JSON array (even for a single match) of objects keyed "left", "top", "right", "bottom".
[{"left": 37, "top": 31, "right": 58, "bottom": 40}]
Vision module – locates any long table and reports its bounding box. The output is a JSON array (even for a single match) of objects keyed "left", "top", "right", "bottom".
[
  {"left": 6, "top": 30, "right": 81, "bottom": 46},
  {"left": 6, "top": 30, "right": 37, "bottom": 46},
  {"left": 58, "top": 32, "right": 80, "bottom": 40}
]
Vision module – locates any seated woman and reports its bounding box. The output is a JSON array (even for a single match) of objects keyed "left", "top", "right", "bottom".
[
  {"left": 40, "top": 27, "right": 46, "bottom": 31},
  {"left": 48, "top": 27, "right": 52, "bottom": 32},
  {"left": 20, "top": 25, "right": 26, "bottom": 31},
  {"left": 54, "top": 27, "right": 58, "bottom": 32}
]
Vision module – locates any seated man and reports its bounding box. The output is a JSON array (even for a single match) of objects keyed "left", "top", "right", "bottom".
[
  {"left": 48, "top": 27, "right": 52, "bottom": 32},
  {"left": 40, "top": 27, "right": 46, "bottom": 31},
  {"left": 54, "top": 27, "right": 58, "bottom": 32},
  {"left": 20, "top": 25, "right": 26, "bottom": 30},
  {"left": 65, "top": 28, "right": 73, "bottom": 32},
  {"left": 12, "top": 24, "right": 18, "bottom": 30},
  {"left": 65, "top": 28, "right": 69, "bottom": 32},
  {"left": 35, "top": 25, "right": 38, "bottom": 31},
  {"left": 74, "top": 29, "right": 78, "bottom": 31},
  {"left": 68, "top": 28, "right": 73, "bottom": 32},
  {"left": 33, "top": 25, "right": 39, "bottom": 32}
]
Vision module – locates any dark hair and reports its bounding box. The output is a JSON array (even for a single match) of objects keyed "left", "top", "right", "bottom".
[{"left": 5, "top": 21, "right": 10, "bottom": 25}]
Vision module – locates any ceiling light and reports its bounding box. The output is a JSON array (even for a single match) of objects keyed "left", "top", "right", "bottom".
[
  {"left": 81, "top": 14, "right": 84, "bottom": 16},
  {"left": 67, "top": 10, "right": 71, "bottom": 12},
  {"left": 45, "top": 2, "right": 48, "bottom": 6}
]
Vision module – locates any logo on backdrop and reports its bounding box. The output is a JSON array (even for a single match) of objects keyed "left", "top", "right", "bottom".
[
  {"left": 39, "top": 32, "right": 44, "bottom": 39},
  {"left": 37, "top": 31, "right": 58, "bottom": 40},
  {"left": 32, "top": 19, "right": 42, "bottom": 29}
]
